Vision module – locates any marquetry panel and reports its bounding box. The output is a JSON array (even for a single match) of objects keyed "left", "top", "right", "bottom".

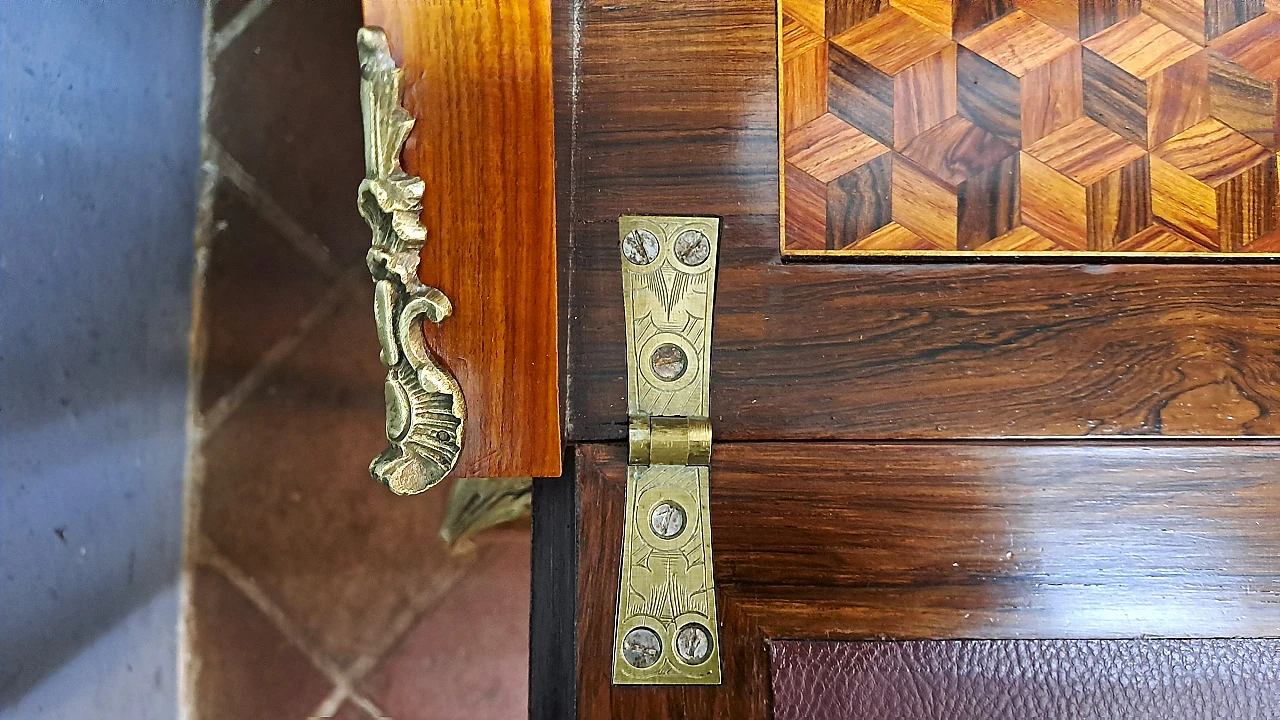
[{"left": 780, "top": 0, "right": 1280, "bottom": 256}]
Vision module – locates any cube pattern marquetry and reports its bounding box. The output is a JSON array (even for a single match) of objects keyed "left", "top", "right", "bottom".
[{"left": 780, "top": 0, "right": 1280, "bottom": 255}]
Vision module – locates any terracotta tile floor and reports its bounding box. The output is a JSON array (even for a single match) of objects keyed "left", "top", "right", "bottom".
[{"left": 184, "top": 2, "right": 531, "bottom": 717}]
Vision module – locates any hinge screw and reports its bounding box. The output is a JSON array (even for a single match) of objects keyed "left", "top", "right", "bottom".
[
  {"left": 650, "top": 343, "right": 688, "bottom": 381},
  {"left": 649, "top": 500, "right": 687, "bottom": 538},
  {"left": 675, "top": 623, "right": 713, "bottom": 665},
  {"left": 621, "top": 627, "right": 662, "bottom": 668},
  {"left": 623, "top": 228, "right": 660, "bottom": 265},
  {"left": 673, "top": 229, "right": 711, "bottom": 266}
]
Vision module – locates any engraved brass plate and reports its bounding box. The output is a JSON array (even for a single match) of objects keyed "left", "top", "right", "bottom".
[{"left": 613, "top": 216, "right": 722, "bottom": 685}]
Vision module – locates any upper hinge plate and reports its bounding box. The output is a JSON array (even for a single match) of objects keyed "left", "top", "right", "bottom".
[{"left": 613, "top": 215, "right": 722, "bottom": 685}]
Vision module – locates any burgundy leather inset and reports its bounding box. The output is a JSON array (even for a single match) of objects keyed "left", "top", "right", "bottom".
[{"left": 769, "top": 639, "right": 1280, "bottom": 720}]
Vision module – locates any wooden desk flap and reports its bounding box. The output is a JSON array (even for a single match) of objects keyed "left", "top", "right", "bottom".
[{"left": 363, "top": 0, "right": 560, "bottom": 478}]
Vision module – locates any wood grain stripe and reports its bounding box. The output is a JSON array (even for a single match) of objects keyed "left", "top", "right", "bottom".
[
  {"left": 827, "top": 0, "right": 888, "bottom": 37},
  {"left": 1217, "top": 155, "right": 1279, "bottom": 249},
  {"left": 828, "top": 44, "right": 895, "bottom": 146},
  {"left": 892, "top": 154, "right": 959, "bottom": 247},
  {"left": 1086, "top": 153, "right": 1152, "bottom": 249},
  {"left": 893, "top": 44, "right": 958, "bottom": 148},
  {"left": 827, "top": 153, "right": 893, "bottom": 247},
  {"left": 1147, "top": 50, "right": 1209, "bottom": 147},
  {"left": 1209, "top": 53, "right": 1280, "bottom": 150},
  {"left": 957, "top": 151, "right": 1021, "bottom": 248},
  {"left": 1020, "top": 150, "right": 1088, "bottom": 247},
  {"left": 954, "top": 0, "right": 1017, "bottom": 38},
  {"left": 365, "top": 0, "right": 561, "bottom": 477},
  {"left": 783, "top": 162, "right": 828, "bottom": 250},
  {"left": 1082, "top": 47, "right": 1148, "bottom": 147},
  {"left": 957, "top": 45, "right": 1022, "bottom": 146}
]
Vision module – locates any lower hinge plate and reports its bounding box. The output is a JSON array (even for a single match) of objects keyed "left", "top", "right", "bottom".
[{"left": 612, "top": 464, "right": 721, "bottom": 684}]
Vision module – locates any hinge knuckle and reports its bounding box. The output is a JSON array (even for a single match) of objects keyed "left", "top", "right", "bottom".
[{"left": 630, "top": 416, "right": 712, "bottom": 467}]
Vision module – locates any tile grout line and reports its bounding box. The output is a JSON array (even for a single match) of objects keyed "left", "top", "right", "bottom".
[
  {"left": 310, "top": 687, "right": 393, "bottom": 720},
  {"left": 303, "top": 542, "right": 482, "bottom": 720},
  {"left": 349, "top": 545, "right": 478, "bottom": 681},
  {"left": 196, "top": 537, "right": 368, "bottom": 709},
  {"left": 196, "top": 533, "right": 410, "bottom": 720},
  {"left": 208, "top": 0, "right": 274, "bottom": 60},
  {"left": 347, "top": 693, "right": 394, "bottom": 720},
  {"left": 309, "top": 687, "right": 390, "bottom": 720},
  {"left": 209, "top": 140, "right": 348, "bottom": 280},
  {"left": 199, "top": 263, "right": 365, "bottom": 437},
  {"left": 308, "top": 687, "right": 353, "bottom": 719},
  {"left": 303, "top": 533, "right": 530, "bottom": 719},
  {"left": 179, "top": 3, "right": 219, "bottom": 718}
]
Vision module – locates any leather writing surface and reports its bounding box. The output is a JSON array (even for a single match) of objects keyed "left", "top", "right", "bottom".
[{"left": 770, "top": 639, "right": 1280, "bottom": 719}]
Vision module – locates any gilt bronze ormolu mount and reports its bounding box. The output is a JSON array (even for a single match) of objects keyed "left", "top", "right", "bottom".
[{"left": 357, "top": 27, "right": 465, "bottom": 495}]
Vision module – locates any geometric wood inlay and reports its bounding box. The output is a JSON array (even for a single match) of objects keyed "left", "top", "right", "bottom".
[{"left": 780, "top": 0, "right": 1280, "bottom": 256}]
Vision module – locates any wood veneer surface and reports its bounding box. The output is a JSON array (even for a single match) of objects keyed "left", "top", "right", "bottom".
[
  {"left": 576, "top": 442, "right": 1280, "bottom": 719},
  {"left": 549, "top": 4, "right": 1280, "bottom": 716},
  {"left": 563, "top": 0, "right": 1280, "bottom": 443},
  {"left": 780, "top": 0, "right": 1280, "bottom": 255},
  {"left": 363, "top": 1, "right": 561, "bottom": 477}
]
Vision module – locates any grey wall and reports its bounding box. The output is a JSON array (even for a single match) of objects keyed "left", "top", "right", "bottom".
[{"left": 1, "top": 3, "right": 202, "bottom": 718}]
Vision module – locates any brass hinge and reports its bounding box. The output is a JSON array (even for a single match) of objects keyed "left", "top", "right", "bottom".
[{"left": 612, "top": 216, "right": 722, "bottom": 685}]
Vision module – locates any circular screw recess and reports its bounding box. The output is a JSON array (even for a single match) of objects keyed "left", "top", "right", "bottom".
[
  {"left": 650, "top": 343, "right": 688, "bottom": 382},
  {"left": 673, "top": 229, "right": 711, "bottom": 266},
  {"left": 622, "top": 627, "right": 662, "bottom": 669},
  {"left": 623, "top": 228, "right": 660, "bottom": 265},
  {"left": 649, "top": 500, "right": 687, "bottom": 539},
  {"left": 675, "top": 623, "right": 713, "bottom": 665}
]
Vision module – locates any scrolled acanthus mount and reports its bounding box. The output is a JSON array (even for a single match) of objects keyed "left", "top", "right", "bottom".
[{"left": 357, "top": 27, "right": 465, "bottom": 495}]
